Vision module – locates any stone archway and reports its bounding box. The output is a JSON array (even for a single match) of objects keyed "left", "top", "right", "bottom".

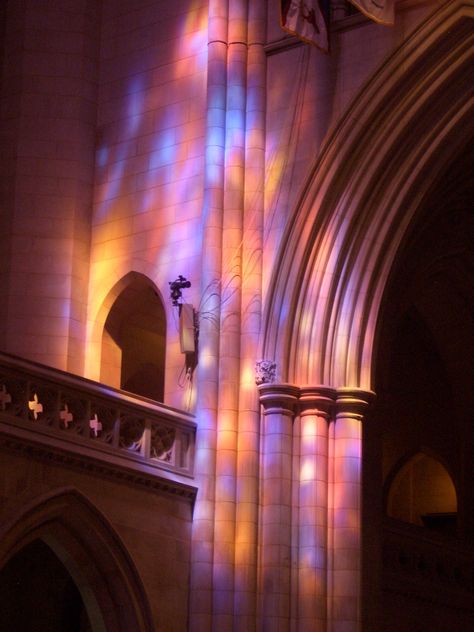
[
  {"left": 0, "top": 488, "right": 154, "bottom": 632},
  {"left": 262, "top": 0, "right": 473, "bottom": 389},
  {"left": 85, "top": 270, "right": 167, "bottom": 386},
  {"left": 258, "top": 3, "right": 473, "bottom": 631},
  {"left": 0, "top": 538, "right": 94, "bottom": 632},
  {"left": 367, "top": 139, "right": 474, "bottom": 629}
]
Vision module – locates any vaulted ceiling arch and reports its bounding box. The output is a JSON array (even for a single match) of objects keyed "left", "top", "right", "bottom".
[{"left": 262, "top": 0, "right": 473, "bottom": 389}]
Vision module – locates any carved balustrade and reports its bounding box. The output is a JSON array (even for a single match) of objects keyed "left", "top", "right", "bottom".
[
  {"left": 0, "top": 352, "right": 196, "bottom": 498},
  {"left": 382, "top": 518, "right": 474, "bottom": 609}
]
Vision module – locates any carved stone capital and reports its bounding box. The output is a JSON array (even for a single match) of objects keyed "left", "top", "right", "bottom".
[
  {"left": 258, "top": 383, "right": 299, "bottom": 417},
  {"left": 298, "top": 386, "right": 336, "bottom": 418},
  {"left": 335, "top": 387, "right": 375, "bottom": 420}
]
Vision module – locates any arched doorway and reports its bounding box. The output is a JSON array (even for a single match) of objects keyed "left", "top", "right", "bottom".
[
  {"left": 373, "top": 141, "right": 473, "bottom": 527},
  {"left": 0, "top": 488, "right": 154, "bottom": 632},
  {"left": 100, "top": 272, "right": 166, "bottom": 401},
  {"left": 0, "top": 539, "right": 93, "bottom": 632},
  {"left": 386, "top": 452, "right": 457, "bottom": 533},
  {"left": 369, "top": 143, "right": 473, "bottom": 630}
]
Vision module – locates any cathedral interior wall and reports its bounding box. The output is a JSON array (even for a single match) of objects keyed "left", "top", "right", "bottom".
[
  {"left": 0, "top": 449, "right": 193, "bottom": 631},
  {"left": 0, "top": 1, "right": 472, "bottom": 630}
]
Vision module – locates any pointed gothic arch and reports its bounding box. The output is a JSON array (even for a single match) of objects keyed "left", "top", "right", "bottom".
[
  {"left": 385, "top": 449, "right": 458, "bottom": 529},
  {"left": 262, "top": 0, "right": 474, "bottom": 389},
  {"left": 0, "top": 488, "right": 154, "bottom": 632},
  {"left": 0, "top": 538, "right": 93, "bottom": 632},
  {"left": 97, "top": 271, "right": 167, "bottom": 400}
]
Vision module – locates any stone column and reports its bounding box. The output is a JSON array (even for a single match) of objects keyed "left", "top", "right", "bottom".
[
  {"left": 297, "top": 387, "right": 335, "bottom": 630},
  {"left": 213, "top": 0, "right": 248, "bottom": 627},
  {"left": 258, "top": 383, "right": 299, "bottom": 632},
  {"left": 233, "top": 0, "right": 267, "bottom": 628},
  {"left": 189, "top": 1, "right": 228, "bottom": 629},
  {"left": 329, "top": 388, "right": 373, "bottom": 632}
]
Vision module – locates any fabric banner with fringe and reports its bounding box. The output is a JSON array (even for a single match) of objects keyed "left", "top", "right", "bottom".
[
  {"left": 280, "top": 0, "right": 330, "bottom": 52},
  {"left": 348, "top": 0, "right": 394, "bottom": 25}
]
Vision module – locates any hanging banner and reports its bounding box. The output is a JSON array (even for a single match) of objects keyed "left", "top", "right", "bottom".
[
  {"left": 348, "top": 0, "right": 395, "bottom": 25},
  {"left": 280, "top": 0, "right": 330, "bottom": 52}
]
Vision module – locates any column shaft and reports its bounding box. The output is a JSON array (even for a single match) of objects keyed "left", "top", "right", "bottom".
[
  {"left": 329, "top": 389, "right": 373, "bottom": 632},
  {"left": 297, "top": 388, "right": 334, "bottom": 631},
  {"left": 213, "top": 0, "right": 248, "bottom": 626},
  {"left": 190, "top": 1, "right": 228, "bottom": 629},
  {"left": 233, "top": 0, "right": 267, "bottom": 628},
  {"left": 258, "top": 384, "right": 298, "bottom": 632}
]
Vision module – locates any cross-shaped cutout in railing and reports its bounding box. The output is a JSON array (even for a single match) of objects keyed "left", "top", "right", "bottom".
[
  {"left": 0, "top": 384, "right": 12, "bottom": 411},
  {"left": 28, "top": 393, "right": 43, "bottom": 420},
  {"left": 89, "top": 413, "right": 102, "bottom": 437},
  {"left": 60, "top": 404, "right": 73, "bottom": 429}
]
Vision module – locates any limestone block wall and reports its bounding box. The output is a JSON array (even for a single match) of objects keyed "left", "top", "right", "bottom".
[
  {"left": 0, "top": 0, "right": 100, "bottom": 374},
  {"left": 86, "top": 0, "right": 208, "bottom": 410},
  {"left": 0, "top": 449, "right": 193, "bottom": 632}
]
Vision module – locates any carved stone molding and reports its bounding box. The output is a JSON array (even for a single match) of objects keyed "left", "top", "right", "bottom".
[
  {"left": 0, "top": 432, "right": 197, "bottom": 502},
  {"left": 382, "top": 520, "right": 474, "bottom": 608},
  {"left": 258, "top": 384, "right": 375, "bottom": 421}
]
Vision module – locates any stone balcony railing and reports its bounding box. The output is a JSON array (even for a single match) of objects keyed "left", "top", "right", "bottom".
[
  {"left": 0, "top": 352, "right": 196, "bottom": 501},
  {"left": 382, "top": 518, "right": 474, "bottom": 609}
]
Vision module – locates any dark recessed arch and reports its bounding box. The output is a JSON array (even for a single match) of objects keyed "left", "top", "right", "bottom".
[
  {"left": 0, "top": 488, "right": 154, "bottom": 632},
  {"left": 0, "top": 538, "right": 94, "bottom": 632},
  {"left": 100, "top": 271, "right": 167, "bottom": 401},
  {"left": 385, "top": 450, "right": 458, "bottom": 534}
]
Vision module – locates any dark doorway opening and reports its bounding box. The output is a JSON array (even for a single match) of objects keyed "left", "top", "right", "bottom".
[{"left": 0, "top": 539, "right": 92, "bottom": 632}]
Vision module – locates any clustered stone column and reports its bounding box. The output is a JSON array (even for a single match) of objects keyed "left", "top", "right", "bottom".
[
  {"left": 258, "top": 383, "right": 299, "bottom": 632},
  {"left": 258, "top": 382, "right": 373, "bottom": 632}
]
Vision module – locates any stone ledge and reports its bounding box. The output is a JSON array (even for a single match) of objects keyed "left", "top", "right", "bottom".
[{"left": 0, "top": 428, "right": 197, "bottom": 503}]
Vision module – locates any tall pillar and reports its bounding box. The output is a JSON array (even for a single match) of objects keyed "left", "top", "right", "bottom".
[
  {"left": 329, "top": 388, "right": 373, "bottom": 632},
  {"left": 297, "top": 387, "right": 335, "bottom": 630},
  {"left": 190, "top": 1, "right": 228, "bottom": 629},
  {"left": 233, "top": 0, "right": 267, "bottom": 628},
  {"left": 213, "top": 0, "right": 248, "bottom": 626},
  {"left": 258, "top": 383, "right": 299, "bottom": 632}
]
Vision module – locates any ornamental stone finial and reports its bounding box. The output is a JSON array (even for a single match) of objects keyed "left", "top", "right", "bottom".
[{"left": 255, "top": 360, "right": 276, "bottom": 386}]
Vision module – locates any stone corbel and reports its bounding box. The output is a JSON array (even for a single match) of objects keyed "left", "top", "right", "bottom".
[{"left": 255, "top": 359, "right": 277, "bottom": 386}]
